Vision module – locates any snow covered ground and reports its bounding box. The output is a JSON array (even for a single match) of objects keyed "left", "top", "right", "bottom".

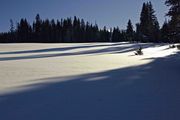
[{"left": 0, "top": 42, "right": 179, "bottom": 120}]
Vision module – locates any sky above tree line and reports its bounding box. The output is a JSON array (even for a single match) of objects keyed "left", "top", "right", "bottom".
[{"left": 0, "top": 0, "right": 168, "bottom": 32}]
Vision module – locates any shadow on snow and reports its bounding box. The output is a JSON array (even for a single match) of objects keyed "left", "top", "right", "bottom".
[
  {"left": 0, "top": 43, "right": 157, "bottom": 61},
  {"left": 0, "top": 53, "right": 180, "bottom": 120}
]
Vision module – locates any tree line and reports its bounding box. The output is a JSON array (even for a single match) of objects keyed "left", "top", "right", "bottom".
[
  {"left": 0, "top": 15, "right": 111, "bottom": 43},
  {"left": 0, "top": 0, "right": 179, "bottom": 43}
]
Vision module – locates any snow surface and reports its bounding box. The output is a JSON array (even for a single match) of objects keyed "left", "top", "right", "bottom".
[{"left": 0, "top": 42, "right": 180, "bottom": 120}]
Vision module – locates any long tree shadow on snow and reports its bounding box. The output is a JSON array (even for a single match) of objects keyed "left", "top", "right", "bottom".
[
  {"left": 0, "top": 53, "right": 180, "bottom": 120},
  {"left": 0, "top": 43, "right": 129, "bottom": 55},
  {"left": 0, "top": 43, "right": 155, "bottom": 61}
]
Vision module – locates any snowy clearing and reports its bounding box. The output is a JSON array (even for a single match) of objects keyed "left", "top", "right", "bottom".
[{"left": 0, "top": 42, "right": 180, "bottom": 120}]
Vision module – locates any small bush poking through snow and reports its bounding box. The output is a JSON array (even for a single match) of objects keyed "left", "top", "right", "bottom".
[
  {"left": 169, "top": 44, "right": 176, "bottom": 48},
  {"left": 177, "top": 45, "right": 180, "bottom": 50},
  {"left": 135, "top": 46, "right": 143, "bottom": 55}
]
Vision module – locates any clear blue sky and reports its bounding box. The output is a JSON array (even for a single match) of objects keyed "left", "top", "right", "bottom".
[{"left": 0, "top": 0, "right": 168, "bottom": 32}]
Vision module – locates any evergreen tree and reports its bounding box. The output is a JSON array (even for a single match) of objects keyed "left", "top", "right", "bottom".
[
  {"left": 9, "top": 19, "right": 15, "bottom": 42},
  {"left": 33, "top": 14, "right": 42, "bottom": 42},
  {"left": 112, "top": 27, "right": 121, "bottom": 42},
  {"left": 99, "top": 26, "right": 110, "bottom": 42},
  {"left": 139, "top": 3, "right": 149, "bottom": 41},
  {"left": 56, "top": 20, "right": 63, "bottom": 43},
  {"left": 10, "top": 19, "right": 14, "bottom": 33},
  {"left": 161, "top": 19, "right": 171, "bottom": 42},
  {"left": 120, "top": 30, "right": 127, "bottom": 41},
  {"left": 135, "top": 23, "right": 142, "bottom": 42},
  {"left": 165, "top": 0, "right": 180, "bottom": 42},
  {"left": 63, "top": 18, "right": 73, "bottom": 42},
  {"left": 73, "top": 16, "right": 81, "bottom": 42},
  {"left": 126, "top": 19, "right": 134, "bottom": 42},
  {"left": 50, "top": 19, "right": 57, "bottom": 42},
  {"left": 153, "top": 18, "right": 161, "bottom": 42},
  {"left": 149, "top": 2, "right": 160, "bottom": 42},
  {"left": 139, "top": 2, "right": 160, "bottom": 42},
  {"left": 41, "top": 19, "right": 51, "bottom": 42},
  {"left": 92, "top": 23, "right": 99, "bottom": 42},
  {"left": 80, "top": 19, "right": 86, "bottom": 42},
  {"left": 85, "top": 22, "right": 91, "bottom": 42},
  {"left": 17, "top": 19, "right": 32, "bottom": 42}
]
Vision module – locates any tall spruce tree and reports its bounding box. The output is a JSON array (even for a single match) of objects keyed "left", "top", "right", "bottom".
[
  {"left": 10, "top": 19, "right": 14, "bottom": 33},
  {"left": 10, "top": 19, "right": 15, "bottom": 42},
  {"left": 33, "top": 14, "right": 42, "bottom": 42},
  {"left": 139, "top": 2, "right": 160, "bottom": 42},
  {"left": 112, "top": 27, "right": 121, "bottom": 42},
  {"left": 100, "top": 26, "right": 110, "bottom": 42},
  {"left": 56, "top": 20, "right": 62, "bottom": 43},
  {"left": 50, "top": 19, "right": 56, "bottom": 42},
  {"left": 165, "top": 0, "right": 180, "bottom": 42},
  {"left": 80, "top": 19, "right": 86, "bottom": 42},
  {"left": 73, "top": 16, "right": 81, "bottom": 42},
  {"left": 161, "top": 19, "right": 171, "bottom": 42},
  {"left": 126, "top": 19, "right": 134, "bottom": 42},
  {"left": 139, "top": 3, "right": 148, "bottom": 41},
  {"left": 17, "top": 19, "right": 32, "bottom": 42},
  {"left": 41, "top": 19, "right": 50, "bottom": 42},
  {"left": 135, "top": 23, "right": 142, "bottom": 42}
]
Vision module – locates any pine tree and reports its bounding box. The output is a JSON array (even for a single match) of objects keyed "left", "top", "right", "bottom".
[
  {"left": 92, "top": 23, "right": 99, "bottom": 42},
  {"left": 17, "top": 19, "right": 32, "bottom": 42},
  {"left": 100, "top": 26, "right": 110, "bottom": 42},
  {"left": 126, "top": 19, "right": 134, "bottom": 42},
  {"left": 50, "top": 19, "right": 56, "bottom": 42},
  {"left": 9, "top": 19, "right": 15, "bottom": 42},
  {"left": 80, "top": 19, "right": 86, "bottom": 42},
  {"left": 149, "top": 2, "right": 160, "bottom": 42},
  {"left": 56, "top": 20, "right": 62, "bottom": 43},
  {"left": 73, "top": 16, "right": 81, "bottom": 42},
  {"left": 135, "top": 23, "right": 142, "bottom": 42},
  {"left": 161, "top": 19, "right": 171, "bottom": 42},
  {"left": 165, "top": 0, "right": 180, "bottom": 42},
  {"left": 10, "top": 19, "right": 14, "bottom": 33},
  {"left": 139, "top": 2, "right": 160, "bottom": 42},
  {"left": 112, "top": 27, "right": 121, "bottom": 42},
  {"left": 33, "top": 14, "right": 42, "bottom": 42},
  {"left": 41, "top": 19, "right": 50, "bottom": 42},
  {"left": 139, "top": 3, "right": 149, "bottom": 41}
]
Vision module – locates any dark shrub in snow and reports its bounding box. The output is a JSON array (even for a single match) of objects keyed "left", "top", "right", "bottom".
[
  {"left": 169, "top": 44, "right": 176, "bottom": 48},
  {"left": 135, "top": 46, "right": 143, "bottom": 55},
  {"left": 177, "top": 45, "right": 180, "bottom": 50}
]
